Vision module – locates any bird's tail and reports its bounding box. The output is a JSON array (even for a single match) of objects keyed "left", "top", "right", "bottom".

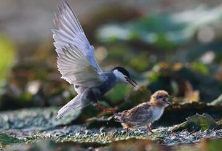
[{"left": 56, "top": 95, "right": 88, "bottom": 120}]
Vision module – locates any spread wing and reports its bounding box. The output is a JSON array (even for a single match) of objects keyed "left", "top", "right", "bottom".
[
  {"left": 57, "top": 45, "right": 102, "bottom": 86},
  {"left": 52, "top": 0, "right": 103, "bottom": 86}
]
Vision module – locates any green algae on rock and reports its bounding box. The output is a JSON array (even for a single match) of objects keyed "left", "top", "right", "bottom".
[
  {"left": 0, "top": 133, "right": 23, "bottom": 146},
  {"left": 170, "top": 113, "right": 221, "bottom": 132}
]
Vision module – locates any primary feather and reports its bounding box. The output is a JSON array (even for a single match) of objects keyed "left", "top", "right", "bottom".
[
  {"left": 52, "top": 0, "right": 102, "bottom": 73},
  {"left": 52, "top": 0, "right": 103, "bottom": 87},
  {"left": 52, "top": 0, "right": 105, "bottom": 118},
  {"left": 57, "top": 45, "right": 102, "bottom": 86}
]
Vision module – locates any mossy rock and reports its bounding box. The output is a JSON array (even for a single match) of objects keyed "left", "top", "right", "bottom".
[
  {"left": 1, "top": 107, "right": 222, "bottom": 147},
  {"left": 170, "top": 113, "right": 221, "bottom": 132},
  {"left": 0, "top": 133, "right": 23, "bottom": 147}
]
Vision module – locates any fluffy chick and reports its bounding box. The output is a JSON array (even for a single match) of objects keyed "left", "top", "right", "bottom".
[{"left": 114, "top": 90, "right": 172, "bottom": 133}]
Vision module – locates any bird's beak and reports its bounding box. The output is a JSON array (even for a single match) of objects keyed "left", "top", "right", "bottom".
[
  {"left": 126, "top": 77, "right": 137, "bottom": 87},
  {"left": 165, "top": 100, "right": 172, "bottom": 105},
  {"left": 165, "top": 95, "right": 174, "bottom": 105}
]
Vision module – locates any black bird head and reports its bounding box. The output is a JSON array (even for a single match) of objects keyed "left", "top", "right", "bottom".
[{"left": 112, "top": 66, "right": 137, "bottom": 87}]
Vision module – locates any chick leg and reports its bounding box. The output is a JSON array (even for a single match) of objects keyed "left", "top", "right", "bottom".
[
  {"left": 125, "top": 127, "right": 129, "bottom": 133},
  {"left": 124, "top": 127, "right": 130, "bottom": 138}
]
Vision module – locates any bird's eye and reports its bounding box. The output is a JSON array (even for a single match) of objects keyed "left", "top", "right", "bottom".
[{"left": 158, "top": 95, "right": 163, "bottom": 99}]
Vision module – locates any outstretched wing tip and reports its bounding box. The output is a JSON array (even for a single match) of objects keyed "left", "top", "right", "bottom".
[
  {"left": 62, "top": 0, "right": 69, "bottom": 7},
  {"left": 53, "top": 0, "right": 103, "bottom": 85}
]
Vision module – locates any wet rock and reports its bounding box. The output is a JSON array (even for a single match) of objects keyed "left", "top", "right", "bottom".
[
  {"left": 1, "top": 107, "right": 222, "bottom": 148},
  {"left": 86, "top": 116, "right": 121, "bottom": 129},
  {"left": 157, "top": 102, "right": 222, "bottom": 127},
  {"left": 0, "top": 107, "right": 81, "bottom": 130},
  {"left": 69, "top": 105, "right": 101, "bottom": 124},
  {"left": 170, "top": 113, "right": 221, "bottom": 132}
]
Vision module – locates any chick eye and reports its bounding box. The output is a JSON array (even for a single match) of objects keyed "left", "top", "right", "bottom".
[{"left": 157, "top": 95, "right": 163, "bottom": 99}]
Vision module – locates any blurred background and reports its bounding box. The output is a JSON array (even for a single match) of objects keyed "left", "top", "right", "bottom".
[{"left": 0, "top": 0, "right": 222, "bottom": 112}]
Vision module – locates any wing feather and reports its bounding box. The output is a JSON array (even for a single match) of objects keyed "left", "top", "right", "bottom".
[
  {"left": 52, "top": 0, "right": 102, "bottom": 73},
  {"left": 56, "top": 45, "right": 102, "bottom": 86}
]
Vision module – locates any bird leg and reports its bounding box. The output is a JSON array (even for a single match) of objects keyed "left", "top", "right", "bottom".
[
  {"left": 125, "top": 127, "right": 129, "bottom": 133},
  {"left": 97, "top": 104, "right": 116, "bottom": 113},
  {"left": 147, "top": 125, "right": 154, "bottom": 134},
  {"left": 124, "top": 127, "right": 130, "bottom": 138}
]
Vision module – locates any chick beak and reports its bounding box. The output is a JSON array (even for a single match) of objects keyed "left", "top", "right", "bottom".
[
  {"left": 165, "top": 95, "right": 174, "bottom": 105},
  {"left": 125, "top": 77, "right": 137, "bottom": 87}
]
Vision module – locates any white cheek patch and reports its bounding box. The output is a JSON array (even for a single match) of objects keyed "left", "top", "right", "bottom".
[{"left": 113, "top": 70, "right": 126, "bottom": 82}]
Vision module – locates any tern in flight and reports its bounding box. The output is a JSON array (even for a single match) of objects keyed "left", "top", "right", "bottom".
[{"left": 52, "top": 1, "right": 137, "bottom": 119}]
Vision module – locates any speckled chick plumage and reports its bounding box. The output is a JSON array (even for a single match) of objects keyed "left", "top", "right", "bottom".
[{"left": 114, "top": 90, "right": 172, "bottom": 132}]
